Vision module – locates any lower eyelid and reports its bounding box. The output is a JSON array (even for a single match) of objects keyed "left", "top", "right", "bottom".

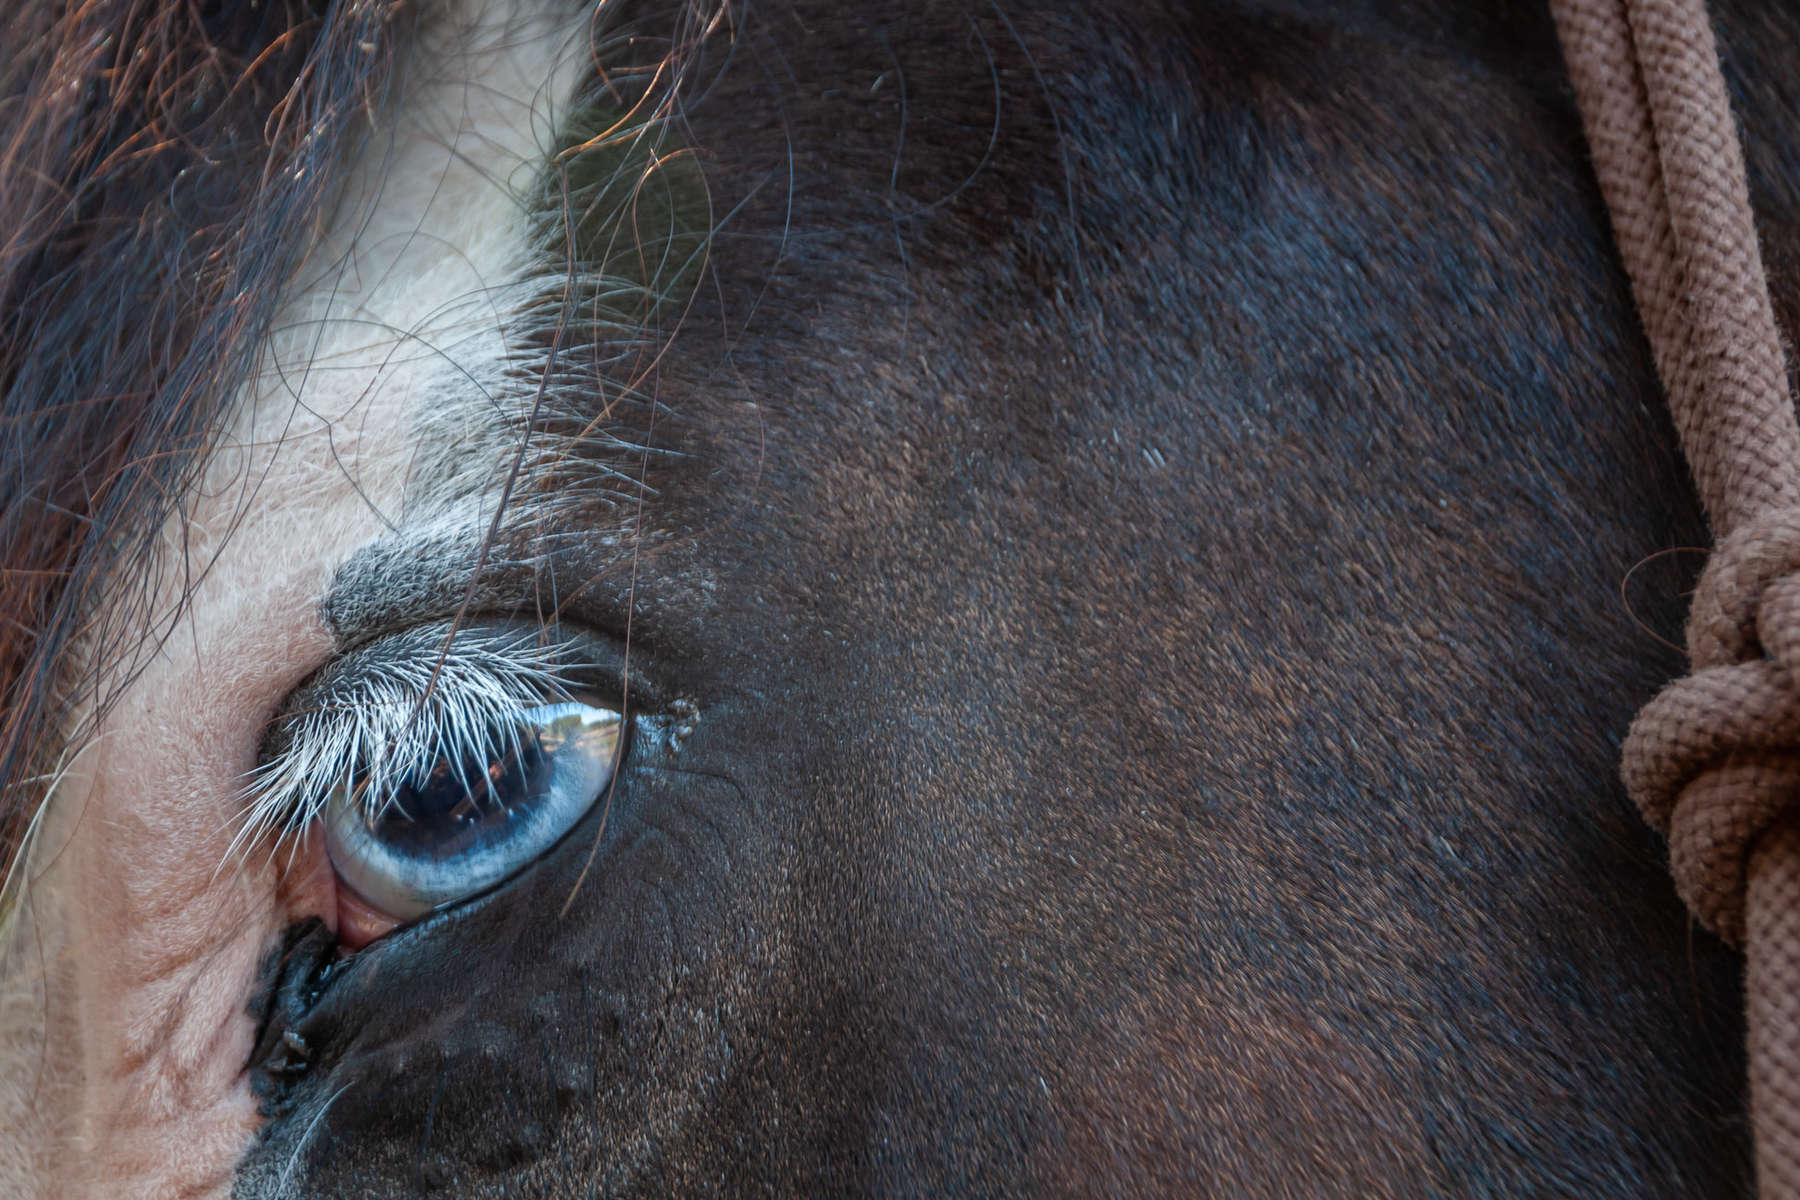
[{"left": 334, "top": 883, "right": 402, "bottom": 950}]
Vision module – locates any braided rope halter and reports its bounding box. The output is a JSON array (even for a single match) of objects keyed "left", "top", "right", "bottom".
[{"left": 1551, "top": 0, "right": 1800, "bottom": 1191}]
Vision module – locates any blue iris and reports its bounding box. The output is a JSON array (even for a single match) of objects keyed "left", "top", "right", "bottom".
[{"left": 323, "top": 701, "right": 623, "bottom": 919}]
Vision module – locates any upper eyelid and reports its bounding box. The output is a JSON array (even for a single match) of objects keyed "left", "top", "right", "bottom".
[{"left": 232, "top": 621, "right": 599, "bottom": 858}]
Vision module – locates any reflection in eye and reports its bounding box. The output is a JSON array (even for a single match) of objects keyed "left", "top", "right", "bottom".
[
  {"left": 239, "top": 623, "right": 627, "bottom": 931},
  {"left": 324, "top": 701, "right": 623, "bottom": 920}
]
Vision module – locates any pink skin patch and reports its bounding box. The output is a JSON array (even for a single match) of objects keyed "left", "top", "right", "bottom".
[{"left": 0, "top": 6, "right": 591, "bottom": 1194}]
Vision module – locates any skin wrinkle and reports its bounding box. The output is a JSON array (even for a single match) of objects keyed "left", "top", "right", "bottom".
[{"left": 0, "top": 4, "right": 593, "bottom": 1195}]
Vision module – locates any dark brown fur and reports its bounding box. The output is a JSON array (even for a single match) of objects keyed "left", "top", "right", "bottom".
[{"left": 8, "top": 0, "right": 1798, "bottom": 1195}]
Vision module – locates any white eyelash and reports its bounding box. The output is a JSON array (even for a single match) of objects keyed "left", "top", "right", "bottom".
[{"left": 229, "top": 624, "right": 579, "bottom": 866}]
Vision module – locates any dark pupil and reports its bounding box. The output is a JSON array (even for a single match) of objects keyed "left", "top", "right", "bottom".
[{"left": 367, "top": 727, "right": 552, "bottom": 856}]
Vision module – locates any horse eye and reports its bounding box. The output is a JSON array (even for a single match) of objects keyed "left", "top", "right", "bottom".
[{"left": 321, "top": 701, "right": 623, "bottom": 921}]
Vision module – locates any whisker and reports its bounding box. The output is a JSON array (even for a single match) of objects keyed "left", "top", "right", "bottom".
[{"left": 278, "top": 1082, "right": 356, "bottom": 1198}]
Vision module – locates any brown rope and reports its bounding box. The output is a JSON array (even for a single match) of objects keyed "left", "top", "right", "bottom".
[{"left": 1550, "top": 0, "right": 1800, "bottom": 1192}]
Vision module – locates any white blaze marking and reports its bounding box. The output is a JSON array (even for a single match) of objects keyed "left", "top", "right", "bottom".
[{"left": 0, "top": 3, "right": 591, "bottom": 1195}]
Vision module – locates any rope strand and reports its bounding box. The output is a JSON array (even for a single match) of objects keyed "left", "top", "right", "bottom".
[{"left": 1551, "top": 0, "right": 1800, "bottom": 1191}]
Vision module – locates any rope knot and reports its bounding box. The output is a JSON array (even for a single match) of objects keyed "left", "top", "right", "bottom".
[{"left": 1623, "top": 506, "right": 1800, "bottom": 945}]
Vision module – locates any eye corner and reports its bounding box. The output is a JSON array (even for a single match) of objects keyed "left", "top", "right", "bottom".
[{"left": 634, "top": 695, "right": 702, "bottom": 755}]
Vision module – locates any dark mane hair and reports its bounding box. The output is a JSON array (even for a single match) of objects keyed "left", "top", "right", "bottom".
[{"left": 0, "top": 0, "right": 405, "bottom": 886}]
